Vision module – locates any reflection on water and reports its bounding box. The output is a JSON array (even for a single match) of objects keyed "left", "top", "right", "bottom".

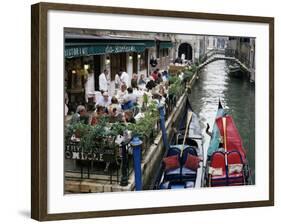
[{"left": 189, "top": 60, "right": 255, "bottom": 184}]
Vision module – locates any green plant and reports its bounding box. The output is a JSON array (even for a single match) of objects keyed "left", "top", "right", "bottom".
[
  {"left": 64, "top": 124, "right": 74, "bottom": 143},
  {"left": 65, "top": 99, "right": 162, "bottom": 152},
  {"left": 127, "top": 101, "right": 159, "bottom": 139},
  {"left": 168, "top": 75, "right": 179, "bottom": 85},
  {"left": 182, "top": 70, "right": 193, "bottom": 82},
  {"left": 110, "top": 122, "right": 127, "bottom": 136},
  {"left": 141, "top": 93, "right": 149, "bottom": 112},
  {"left": 168, "top": 76, "right": 183, "bottom": 97},
  {"left": 79, "top": 119, "right": 119, "bottom": 152},
  {"left": 143, "top": 93, "right": 148, "bottom": 105},
  {"left": 64, "top": 122, "right": 91, "bottom": 143},
  {"left": 190, "top": 64, "right": 198, "bottom": 72}
]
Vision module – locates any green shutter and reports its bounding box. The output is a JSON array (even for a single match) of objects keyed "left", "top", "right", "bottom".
[{"left": 159, "top": 41, "right": 173, "bottom": 49}]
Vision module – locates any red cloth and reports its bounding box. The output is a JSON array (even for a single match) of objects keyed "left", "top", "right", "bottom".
[
  {"left": 184, "top": 154, "right": 200, "bottom": 171},
  {"left": 151, "top": 71, "right": 158, "bottom": 81},
  {"left": 210, "top": 152, "right": 226, "bottom": 173},
  {"left": 163, "top": 155, "right": 180, "bottom": 170},
  {"left": 216, "top": 116, "right": 246, "bottom": 162}
]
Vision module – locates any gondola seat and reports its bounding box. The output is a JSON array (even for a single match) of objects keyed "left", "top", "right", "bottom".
[
  {"left": 163, "top": 146, "right": 199, "bottom": 182},
  {"left": 227, "top": 150, "right": 245, "bottom": 185},
  {"left": 209, "top": 151, "right": 228, "bottom": 186},
  {"left": 163, "top": 153, "right": 181, "bottom": 181},
  {"left": 181, "top": 146, "right": 198, "bottom": 181},
  {"left": 209, "top": 150, "right": 245, "bottom": 186}
]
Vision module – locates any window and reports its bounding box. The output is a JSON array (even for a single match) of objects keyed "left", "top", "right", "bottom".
[{"left": 159, "top": 48, "right": 169, "bottom": 58}]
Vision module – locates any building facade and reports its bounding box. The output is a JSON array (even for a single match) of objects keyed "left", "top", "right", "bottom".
[
  {"left": 172, "top": 34, "right": 206, "bottom": 64},
  {"left": 64, "top": 29, "right": 174, "bottom": 112},
  {"left": 226, "top": 36, "right": 255, "bottom": 81}
]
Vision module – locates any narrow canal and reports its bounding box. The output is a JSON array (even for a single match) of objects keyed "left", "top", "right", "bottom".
[{"left": 189, "top": 60, "right": 255, "bottom": 184}]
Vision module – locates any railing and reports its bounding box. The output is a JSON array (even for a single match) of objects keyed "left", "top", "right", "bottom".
[
  {"left": 225, "top": 48, "right": 250, "bottom": 68},
  {"left": 64, "top": 140, "right": 126, "bottom": 184},
  {"left": 199, "top": 48, "right": 226, "bottom": 64}
]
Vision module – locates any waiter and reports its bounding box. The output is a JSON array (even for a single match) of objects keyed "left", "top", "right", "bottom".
[
  {"left": 85, "top": 68, "right": 95, "bottom": 103},
  {"left": 120, "top": 69, "right": 129, "bottom": 87},
  {"left": 99, "top": 69, "right": 109, "bottom": 92}
]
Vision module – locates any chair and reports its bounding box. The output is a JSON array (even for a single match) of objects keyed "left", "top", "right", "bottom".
[
  {"left": 209, "top": 151, "right": 227, "bottom": 187},
  {"left": 227, "top": 150, "right": 245, "bottom": 186},
  {"left": 163, "top": 147, "right": 181, "bottom": 181},
  {"left": 181, "top": 146, "right": 198, "bottom": 182}
]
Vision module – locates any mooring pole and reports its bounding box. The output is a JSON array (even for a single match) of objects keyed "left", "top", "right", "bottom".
[
  {"left": 158, "top": 103, "right": 169, "bottom": 152},
  {"left": 131, "top": 136, "right": 143, "bottom": 191},
  {"left": 120, "top": 142, "right": 128, "bottom": 186}
]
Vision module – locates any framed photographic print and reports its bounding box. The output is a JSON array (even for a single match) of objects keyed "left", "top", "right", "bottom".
[{"left": 31, "top": 2, "right": 274, "bottom": 221}]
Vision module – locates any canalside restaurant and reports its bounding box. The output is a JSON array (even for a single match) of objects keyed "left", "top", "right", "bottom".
[{"left": 64, "top": 32, "right": 173, "bottom": 112}]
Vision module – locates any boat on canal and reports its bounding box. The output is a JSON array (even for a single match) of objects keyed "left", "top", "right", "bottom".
[
  {"left": 228, "top": 63, "right": 240, "bottom": 73},
  {"left": 204, "top": 100, "right": 252, "bottom": 187},
  {"left": 228, "top": 63, "right": 245, "bottom": 78},
  {"left": 154, "top": 97, "right": 204, "bottom": 189}
]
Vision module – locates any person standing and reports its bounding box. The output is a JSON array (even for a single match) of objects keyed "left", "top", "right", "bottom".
[
  {"left": 150, "top": 57, "right": 158, "bottom": 67},
  {"left": 114, "top": 72, "right": 121, "bottom": 91},
  {"left": 64, "top": 91, "right": 69, "bottom": 116},
  {"left": 131, "top": 73, "right": 138, "bottom": 89},
  {"left": 120, "top": 69, "right": 129, "bottom": 87},
  {"left": 99, "top": 69, "right": 109, "bottom": 92},
  {"left": 85, "top": 68, "right": 95, "bottom": 103}
]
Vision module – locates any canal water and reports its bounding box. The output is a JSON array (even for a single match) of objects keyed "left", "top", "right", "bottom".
[{"left": 189, "top": 60, "right": 255, "bottom": 184}]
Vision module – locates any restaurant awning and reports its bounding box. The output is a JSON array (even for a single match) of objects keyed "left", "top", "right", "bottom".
[
  {"left": 64, "top": 34, "right": 156, "bottom": 58},
  {"left": 159, "top": 41, "right": 173, "bottom": 49},
  {"left": 65, "top": 43, "right": 147, "bottom": 58}
]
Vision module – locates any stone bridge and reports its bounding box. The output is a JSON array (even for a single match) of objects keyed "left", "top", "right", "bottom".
[{"left": 198, "top": 49, "right": 251, "bottom": 73}]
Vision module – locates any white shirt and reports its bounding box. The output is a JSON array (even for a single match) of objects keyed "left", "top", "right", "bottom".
[
  {"left": 85, "top": 73, "right": 95, "bottom": 95},
  {"left": 99, "top": 73, "right": 108, "bottom": 91},
  {"left": 96, "top": 96, "right": 112, "bottom": 108},
  {"left": 115, "top": 74, "right": 121, "bottom": 85},
  {"left": 64, "top": 104, "right": 69, "bottom": 116},
  {"left": 120, "top": 72, "right": 129, "bottom": 87},
  {"left": 123, "top": 93, "right": 138, "bottom": 104}
]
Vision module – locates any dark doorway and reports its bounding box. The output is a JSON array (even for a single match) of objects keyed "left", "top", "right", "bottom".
[
  {"left": 110, "top": 53, "right": 127, "bottom": 80},
  {"left": 178, "top": 43, "right": 193, "bottom": 61},
  {"left": 93, "top": 55, "right": 101, "bottom": 91},
  {"left": 133, "top": 52, "right": 138, "bottom": 74}
]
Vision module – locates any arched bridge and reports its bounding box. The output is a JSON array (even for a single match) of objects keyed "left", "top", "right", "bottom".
[{"left": 198, "top": 52, "right": 251, "bottom": 73}]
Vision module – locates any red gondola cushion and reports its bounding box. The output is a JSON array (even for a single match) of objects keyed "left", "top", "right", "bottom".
[
  {"left": 184, "top": 154, "right": 200, "bottom": 171},
  {"left": 210, "top": 152, "right": 226, "bottom": 172},
  {"left": 163, "top": 155, "right": 180, "bottom": 170}
]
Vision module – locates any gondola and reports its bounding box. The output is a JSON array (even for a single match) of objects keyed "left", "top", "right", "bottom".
[
  {"left": 228, "top": 63, "right": 245, "bottom": 78},
  {"left": 154, "top": 97, "right": 204, "bottom": 189},
  {"left": 205, "top": 100, "right": 252, "bottom": 187},
  {"left": 228, "top": 63, "right": 240, "bottom": 73}
]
